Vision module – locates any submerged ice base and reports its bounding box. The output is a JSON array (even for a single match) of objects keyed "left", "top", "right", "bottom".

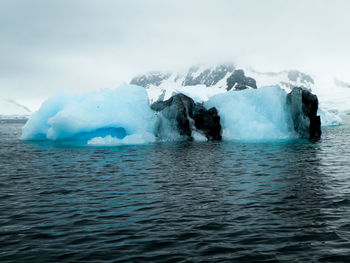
[{"left": 22, "top": 84, "right": 327, "bottom": 146}]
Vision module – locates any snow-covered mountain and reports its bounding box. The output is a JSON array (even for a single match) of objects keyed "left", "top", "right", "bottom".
[
  {"left": 335, "top": 79, "right": 350, "bottom": 89},
  {"left": 130, "top": 63, "right": 349, "bottom": 126},
  {"left": 130, "top": 64, "right": 315, "bottom": 103},
  {"left": 0, "top": 98, "right": 31, "bottom": 119}
]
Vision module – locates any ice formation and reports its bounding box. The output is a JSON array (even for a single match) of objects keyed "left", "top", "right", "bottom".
[
  {"left": 21, "top": 85, "right": 157, "bottom": 144},
  {"left": 87, "top": 133, "right": 156, "bottom": 146},
  {"left": 21, "top": 70, "right": 339, "bottom": 146},
  {"left": 205, "top": 86, "right": 296, "bottom": 141}
]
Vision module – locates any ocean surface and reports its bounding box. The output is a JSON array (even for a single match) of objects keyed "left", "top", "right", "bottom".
[{"left": 1, "top": 119, "right": 350, "bottom": 262}]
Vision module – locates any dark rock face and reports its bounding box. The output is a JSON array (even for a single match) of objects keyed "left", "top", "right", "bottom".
[
  {"left": 151, "top": 94, "right": 222, "bottom": 140},
  {"left": 182, "top": 64, "right": 235, "bottom": 87},
  {"left": 130, "top": 72, "right": 171, "bottom": 88},
  {"left": 287, "top": 87, "right": 321, "bottom": 139},
  {"left": 151, "top": 94, "right": 194, "bottom": 137},
  {"left": 131, "top": 64, "right": 236, "bottom": 89},
  {"left": 193, "top": 105, "right": 222, "bottom": 141},
  {"left": 226, "top": 69, "right": 257, "bottom": 91},
  {"left": 288, "top": 70, "right": 314, "bottom": 85}
]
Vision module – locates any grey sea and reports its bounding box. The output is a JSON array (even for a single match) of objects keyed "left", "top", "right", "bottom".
[{"left": 1, "top": 119, "right": 350, "bottom": 262}]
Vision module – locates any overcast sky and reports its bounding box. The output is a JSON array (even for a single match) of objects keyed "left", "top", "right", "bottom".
[{"left": 1, "top": 0, "right": 350, "bottom": 109}]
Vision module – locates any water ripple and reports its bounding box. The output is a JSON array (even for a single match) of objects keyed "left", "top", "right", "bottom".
[{"left": 1, "top": 121, "right": 350, "bottom": 262}]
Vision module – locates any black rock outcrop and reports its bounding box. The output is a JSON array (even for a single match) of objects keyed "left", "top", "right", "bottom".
[
  {"left": 193, "top": 105, "right": 221, "bottom": 141},
  {"left": 182, "top": 64, "right": 235, "bottom": 87},
  {"left": 287, "top": 70, "right": 314, "bottom": 85},
  {"left": 129, "top": 64, "right": 237, "bottom": 89},
  {"left": 287, "top": 87, "right": 321, "bottom": 139},
  {"left": 151, "top": 94, "right": 222, "bottom": 141},
  {"left": 226, "top": 69, "right": 257, "bottom": 91}
]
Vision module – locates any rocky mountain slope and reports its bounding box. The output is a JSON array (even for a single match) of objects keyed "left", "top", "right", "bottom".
[{"left": 130, "top": 63, "right": 315, "bottom": 103}]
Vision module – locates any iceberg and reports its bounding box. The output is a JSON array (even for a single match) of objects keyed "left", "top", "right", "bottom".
[
  {"left": 318, "top": 107, "right": 342, "bottom": 127},
  {"left": 205, "top": 86, "right": 296, "bottom": 141},
  {"left": 22, "top": 83, "right": 325, "bottom": 145},
  {"left": 21, "top": 85, "right": 157, "bottom": 144}
]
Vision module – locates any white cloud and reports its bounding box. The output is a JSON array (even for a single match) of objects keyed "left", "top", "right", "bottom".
[{"left": 1, "top": 0, "right": 350, "bottom": 109}]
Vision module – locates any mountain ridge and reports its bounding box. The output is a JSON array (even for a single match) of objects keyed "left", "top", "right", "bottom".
[{"left": 130, "top": 63, "right": 315, "bottom": 91}]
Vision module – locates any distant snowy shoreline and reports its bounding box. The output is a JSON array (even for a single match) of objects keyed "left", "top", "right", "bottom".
[
  {"left": 0, "top": 115, "right": 29, "bottom": 120},
  {"left": 0, "top": 98, "right": 31, "bottom": 120}
]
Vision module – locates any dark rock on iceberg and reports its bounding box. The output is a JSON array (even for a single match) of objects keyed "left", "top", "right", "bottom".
[
  {"left": 287, "top": 87, "right": 321, "bottom": 139},
  {"left": 226, "top": 69, "right": 257, "bottom": 91},
  {"left": 193, "top": 105, "right": 222, "bottom": 141},
  {"left": 151, "top": 94, "right": 194, "bottom": 137},
  {"left": 151, "top": 94, "right": 222, "bottom": 140}
]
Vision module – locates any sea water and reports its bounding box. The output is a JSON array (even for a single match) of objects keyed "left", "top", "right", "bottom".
[{"left": 1, "top": 119, "right": 350, "bottom": 262}]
